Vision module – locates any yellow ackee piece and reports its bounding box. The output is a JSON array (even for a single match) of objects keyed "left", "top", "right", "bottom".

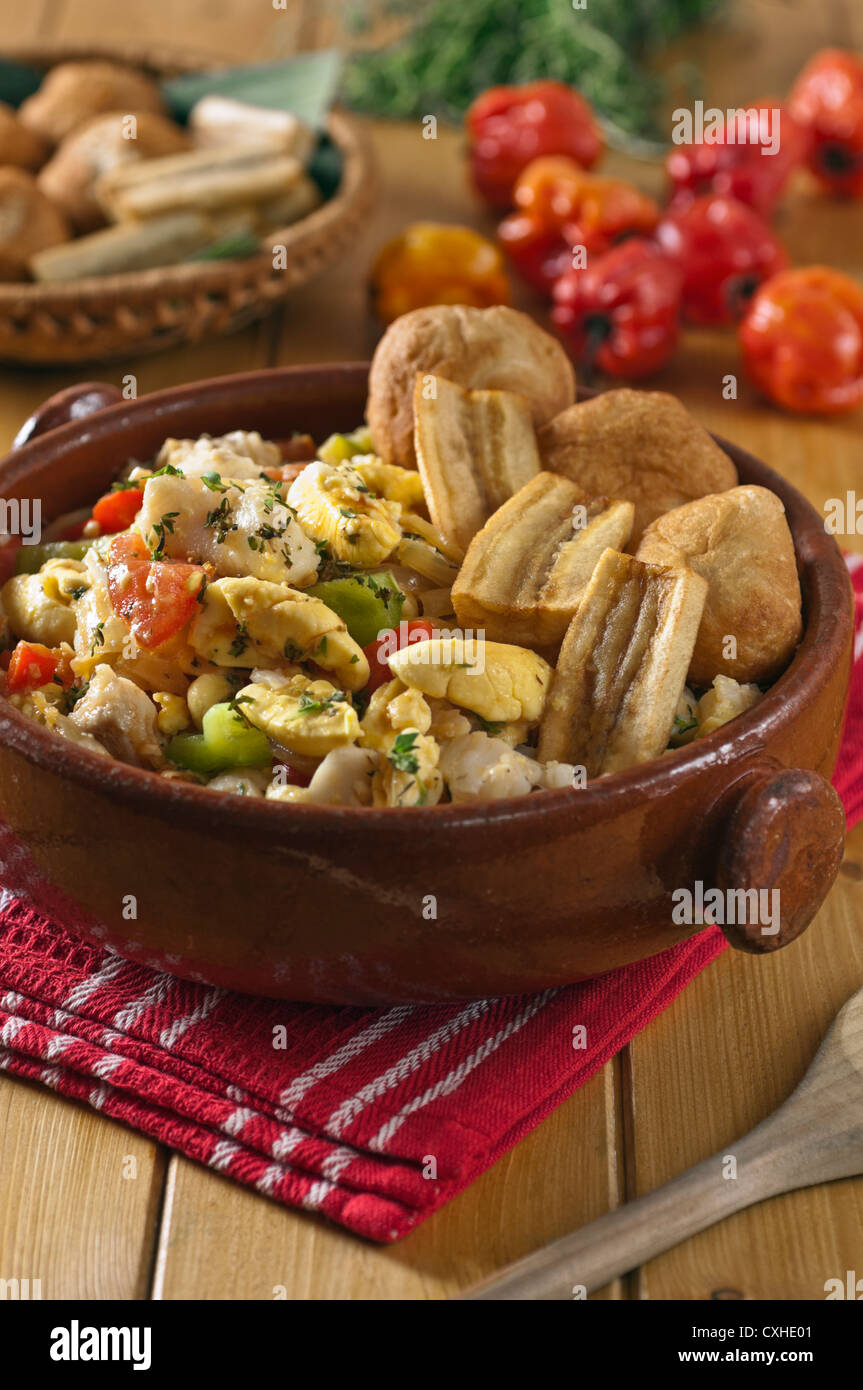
[
  {"left": 387, "top": 637, "right": 552, "bottom": 724},
  {"left": 287, "top": 460, "right": 402, "bottom": 565},
  {"left": 359, "top": 677, "right": 432, "bottom": 753},
  {"left": 189, "top": 576, "right": 369, "bottom": 690},
  {"left": 239, "top": 675, "right": 359, "bottom": 757},
  {"left": 348, "top": 457, "right": 426, "bottom": 511},
  {"left": 153, "top": 691, "right": 190, "bottom": 736},
  {"left": 1, "top": 564, "right": 83, "bottom": 647}
]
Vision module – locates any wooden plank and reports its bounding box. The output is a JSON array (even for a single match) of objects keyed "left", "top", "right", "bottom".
[
  {"left": 0, "top": 323, "right": 278, "bottom": 454},
  {"left": 656, "top": 0, "right": 860, "bottom": 115},
  {"left": 271, "top": 118, "right": 478, "bottom": 367},
  {"left": 48, "top": 0, "right": 295, "bottom": 62},
  {"left": 0, "top": 0, "right": 59, "bottom": 42},
  {"left": 629, "top": 821, "right": 863, "bottom": 1300},
  {"left": 152, "top": 1063, "right": 623, "bottom": 1300},
  {"left": 0, "top": 1075, "right": 166, "bottom": 1298}
]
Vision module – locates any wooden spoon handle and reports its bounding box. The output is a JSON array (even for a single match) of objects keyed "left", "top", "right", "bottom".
[
  {"left": 463, "top": 1123, "right": 787, "bottom": 1300},
  {"left": 715, "top": 761, "right": 845, "bottom": 954}
]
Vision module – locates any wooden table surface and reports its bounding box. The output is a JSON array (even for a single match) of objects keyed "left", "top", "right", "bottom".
[{"left": 1, "top": 0, "right": 863, "bottom": 1300}]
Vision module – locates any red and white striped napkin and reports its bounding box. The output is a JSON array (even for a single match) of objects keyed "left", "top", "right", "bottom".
[{"left": 1, "top": 560, "right": 861, "bottom": 1243}]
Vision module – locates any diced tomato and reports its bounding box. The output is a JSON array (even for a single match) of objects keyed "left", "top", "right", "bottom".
[
  {"left": 107, "top": 532, "right": 205, "bottom": 650},
  {"left": 259, "top": 435, "right": 317, "bottom": 482},
  {"left": 91, "top": 486, "right": 144, "bottom": 535},
  {"left": 363, "top": 620, "right": 435, "bottom": 695},
  {"left": 280, "top": 433, "right": 317, "bottom": 462},
  {"left": 262, "top": 461, "right": 311, "bottom": 484},
  {"left": 53, "top": 647, "right": 76, "bottom": 688},
  {"left": 7, "top": 640, "right": 58, "bottom": 693}
]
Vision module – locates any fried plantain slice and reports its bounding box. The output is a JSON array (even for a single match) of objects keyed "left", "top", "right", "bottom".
[
  {"left": 412, "top": 373, "right": 541, "bottom": 552},
  {"left": 538, "top": 547, "right": 707, "bottom": 776},
  {"left": 452, "top": 472, "right": 634, "bottom": 646}
]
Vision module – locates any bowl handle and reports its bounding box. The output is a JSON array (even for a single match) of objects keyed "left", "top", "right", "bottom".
[
  {"left": 13, "top": 381, "right": 124, "bottom": 449},
  {"left": 714, "top": 760, "right": 845, "bottom": 953}
]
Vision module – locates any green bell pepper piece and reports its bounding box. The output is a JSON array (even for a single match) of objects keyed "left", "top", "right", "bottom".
[
  {"left": 14, "top": 539, "right": 94, "bottom": 574},
  {"left": 317, "top": 426, "right": 374, "bottom": 466},
  {"left": 307, "top": 570, "right": 404, "bottom": 648},
  {"left": 166, "top": 701, "right": 271, "bottom": 774}
]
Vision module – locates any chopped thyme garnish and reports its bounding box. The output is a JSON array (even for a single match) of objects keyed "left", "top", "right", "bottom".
[
  {"left": 205, "top": 496, "right": 236, "bottom": 544},
  {"left": 297, "top": 688, "right": 345, "bottom": 716},
  {"left": 61, "top": 680, "right": 90, "bottom": 713},
  {"left": 148, "top": 511, "right": 179, "bottom": 559},
  {"left": 674, "top": 713, "right": 698, "bottom": 733},
  {"left": 352, "top": 687, "right": 370, "bottom": 720},
  {"left": 387, "top": 730, "right": 420, "bottom": 774},
  {"left": 227, "top": 694, "right": 254, "bottom": 714},
  {"left": 228, "top": 624, "right": 249, "bottom": 658}
]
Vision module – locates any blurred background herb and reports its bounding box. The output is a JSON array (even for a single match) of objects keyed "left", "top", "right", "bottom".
[{"left": 342, "top": 0, "right": 725, "bottom": 148}]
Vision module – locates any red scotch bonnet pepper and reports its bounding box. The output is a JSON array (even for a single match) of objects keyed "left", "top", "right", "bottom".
[
  {"left": 655, "top": 195, "right": 788, "bottom": 326},
  {"left": 789, "top": 48, "right": 863, "bottom": 196},
  {"left": 499, "top": 157, "right": 660, "bottom": 293},
  {"left": 738, "top": 266, "right": 863, "bottom": 415},
  {"left": 666, "top": 101, "right": 804, "bottom": 216},
  {"left": 551, "top": 238, "right": 682, "bottom": 379},
  {"left": 465, "top": 80, "right": 602, "bottom": 208}
]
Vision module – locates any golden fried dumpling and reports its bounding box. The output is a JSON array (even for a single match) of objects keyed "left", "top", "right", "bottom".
[
  {"left": 538, "top": 389, "right": 737, "bottom": 546},
  {"left": 368, "top": 304, "right": 575, "bottom": 468},
  {"left": 636, "top": 484, "right": 802, "bottom": 686}
]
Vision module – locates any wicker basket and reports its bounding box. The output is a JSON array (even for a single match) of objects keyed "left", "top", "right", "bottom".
[{"left": 0, "top": 40, "right": 377, "bottom": 365}]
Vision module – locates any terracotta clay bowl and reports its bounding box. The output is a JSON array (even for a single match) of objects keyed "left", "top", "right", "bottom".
[{"left": 0, "top": 368, "right": 852, "bottom": 1004}]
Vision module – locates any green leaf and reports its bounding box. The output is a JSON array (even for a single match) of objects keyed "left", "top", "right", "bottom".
[
  {"left": 388, "top": 730, "right": 421, "bottom": 774},
  {"left": 186, "top": 233, "right": 262, "bottom": 262},
  {"left": 162, "top": 49, "right": 344, "bottom": 129},
  {"left": 341, "top": 0, "right": 724, "bottom": 141},
  {"left": 307, "top": 136, "right": 343, "bottom": 199}
]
